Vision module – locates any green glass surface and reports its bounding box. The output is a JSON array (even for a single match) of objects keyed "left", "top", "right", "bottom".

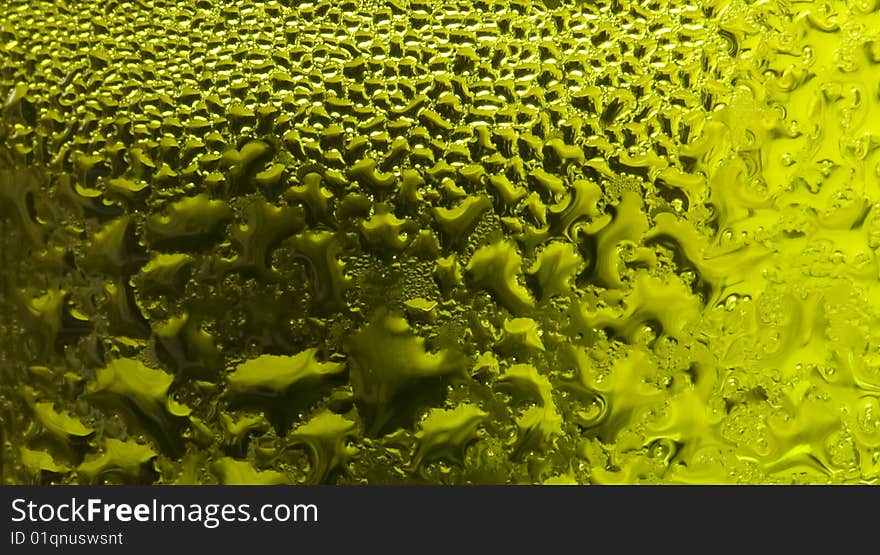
[{"left": 2, "top": 0, "right": 880, "bottom": 484}]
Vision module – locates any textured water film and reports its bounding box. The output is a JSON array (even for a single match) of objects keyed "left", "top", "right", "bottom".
[{"left": 3, "top": 0, "right": 880, "bottom": 484}]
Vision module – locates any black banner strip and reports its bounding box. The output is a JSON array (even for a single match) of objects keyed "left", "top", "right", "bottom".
[{"left": 0, "top": 486, "right": 872, "bottom": 553}]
